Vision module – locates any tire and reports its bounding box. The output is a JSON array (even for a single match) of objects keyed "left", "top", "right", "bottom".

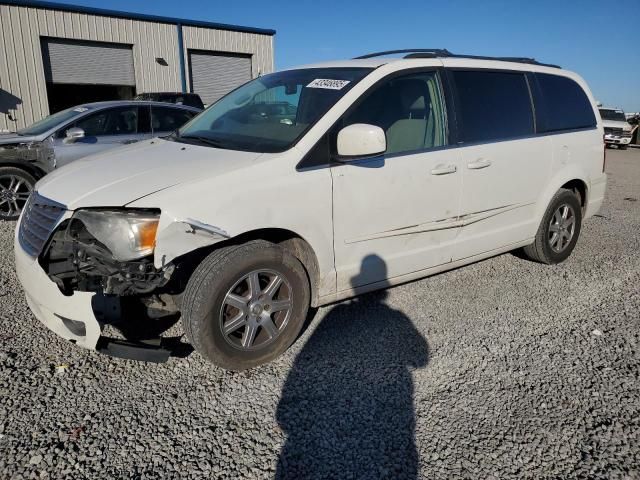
[
  {"left": 182, "top": 240, "right": 310, "bottom": 370},
  {"left": 619, "top": 145, "right": 628, "bottom": 150},
  {"left": 0, "top": 166, "right": 36, "bottom": 221},
  {"left": 522, "top": 188, "right": 582, "bottom": 264}
]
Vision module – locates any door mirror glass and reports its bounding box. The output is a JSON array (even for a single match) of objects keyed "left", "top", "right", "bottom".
[
  {"left": 64, "top": 127, "right": 85, "bottom": 143},
  {"left": 336, "top": 123, "right": 386, "bottom": 159}
]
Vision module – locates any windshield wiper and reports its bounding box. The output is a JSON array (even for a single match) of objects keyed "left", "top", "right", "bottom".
[{"left": 178, "top": 135, "right": 228, "bottom": 149}]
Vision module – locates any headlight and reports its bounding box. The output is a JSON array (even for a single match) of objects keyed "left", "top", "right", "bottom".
[{"left": 73, "top": 210, "right": 160, "bottom": 262}]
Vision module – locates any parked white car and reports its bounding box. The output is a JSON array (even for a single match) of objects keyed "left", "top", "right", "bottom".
[
  {"left": 599, "top": 107, "right": 633, "bottom": 149},
  {"left": 15, "top": 49, "right": 607, "bottom": 370}
]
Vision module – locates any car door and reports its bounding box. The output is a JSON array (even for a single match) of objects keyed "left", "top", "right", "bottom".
[
  {"left": 53, "top": 105, "right": 145, "bottom": 167},
  {"left": 331, "top": 70, "right": 464, "bottom": 292},
  {"left": 151, "top": 106, "right": 197, "bottom": 137},
  {"left": 446, "top": 68, "right": 552, "bottom": 261}
]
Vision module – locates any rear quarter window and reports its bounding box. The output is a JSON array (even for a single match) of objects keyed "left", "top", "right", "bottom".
[{"left": 535, "top": 73, "right": 596, "bottom": 132}]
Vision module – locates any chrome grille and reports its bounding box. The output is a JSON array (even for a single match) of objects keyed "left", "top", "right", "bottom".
[
  {"left": 18, "top": 193, "right": 66, "bottom": 258},
  {"left": 604, "top": 127, "right": 631, "bottom": 138}
]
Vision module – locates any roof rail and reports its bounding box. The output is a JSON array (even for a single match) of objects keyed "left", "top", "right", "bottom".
[
  {"left": 354, "top": 49, "right": 452, "bottom": 59},
  {"left": 354, "top": 49, "right": 561, "bottom": 69}
]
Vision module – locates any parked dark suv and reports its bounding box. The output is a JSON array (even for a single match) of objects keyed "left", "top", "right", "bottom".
[{"left": 134, "top": 92, "right": 205, "bottom": 110}]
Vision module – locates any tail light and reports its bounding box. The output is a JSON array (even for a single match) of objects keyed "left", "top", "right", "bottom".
[{"left": 602, "top": 134, "right": 606, "bottom": 173}]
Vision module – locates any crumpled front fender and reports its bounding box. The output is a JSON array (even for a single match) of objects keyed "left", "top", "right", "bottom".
[{"left": 153, "top": 212, "right": 230, "bottom": 269}]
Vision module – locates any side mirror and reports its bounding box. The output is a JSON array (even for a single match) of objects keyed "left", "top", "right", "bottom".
[
  {"left": 336, "top": 123, "right": 386, "bottom": 160},
  {"left": 64, "top": 127, "right": 85, "bottom": 144}
]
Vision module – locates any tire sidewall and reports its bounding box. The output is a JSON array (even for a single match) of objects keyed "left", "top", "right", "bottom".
[
  {"left": 540, "top": 191, "right": 582, "bottom": 264},
  {"left": 187, "top": 243, "right": 309, "bottom": 370}
]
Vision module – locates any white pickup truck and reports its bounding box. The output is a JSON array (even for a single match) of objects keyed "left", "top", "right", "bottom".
[{"left": 599, "top": 107, "right": 633, "bottom": 149}]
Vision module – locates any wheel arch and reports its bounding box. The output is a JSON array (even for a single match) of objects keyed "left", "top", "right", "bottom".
[
  {"left": 225, "top": 228, "right": 322, "bottom": 307},
  {"left": 167, "top": 227, "right": 323, "bottom": 308},
  {"left": 0, "top": 161, "right": 47, "bottom": 180},
  {"left": 560, "top": 178, "right": 588, "bottom": 213},
  {"left": 536, "top": 166, "right": 590, "bottom": 222}
]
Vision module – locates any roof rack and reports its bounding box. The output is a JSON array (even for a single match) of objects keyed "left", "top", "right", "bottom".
[
  {"left": 355, "top": 49, "right": 452, "bottom": 59},
  {"left": 354, "top": 49, "right": 561, "bottom": 69}
]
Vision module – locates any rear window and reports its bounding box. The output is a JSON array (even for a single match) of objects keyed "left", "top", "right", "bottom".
[
  {"left": 535, "top": 73, "right": 596, "bottom": 132},
  {"left": 451, "top": 70, "right": 534, "bottom": 143}
]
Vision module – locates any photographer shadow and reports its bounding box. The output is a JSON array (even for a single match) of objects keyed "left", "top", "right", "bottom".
[{"left": 276, "top": 254, "right": 429, "bottom": 479}]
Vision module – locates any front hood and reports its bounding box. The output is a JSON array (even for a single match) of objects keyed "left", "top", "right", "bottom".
[
  {"left": 0, "top": 132, "right": 39, "bottom": 145},
  {"left": 37, "top": 138, "right": 263, "bottom": 210},
  {"left": 602, "top": 119, "right": 631, "bottom": 130}
]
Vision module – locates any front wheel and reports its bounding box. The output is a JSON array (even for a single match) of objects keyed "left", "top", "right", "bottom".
[
  {"left": 0, "top": 167, "right": 36, "bottom": 221},
  {"left": 522, "top": 188, "right": 582, "bottom": 264},
  {"left": 182, "top": 240, "right": 310, "bottom": 370}
]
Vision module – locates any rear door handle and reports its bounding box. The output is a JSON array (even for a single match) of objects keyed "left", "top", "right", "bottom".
[
  {"left": 430, "top": 164, "right": 457, "bottom": 175},
  {"left": 467, "top": 158, "right": 492, "bottom": 170}
]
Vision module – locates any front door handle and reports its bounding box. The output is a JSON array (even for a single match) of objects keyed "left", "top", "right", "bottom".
[
  {"left": 431, "top": 164, "right": 457, "bottom": 175},
  {"left": 467, "top": 158, "right": 492, "bottom": 170}
]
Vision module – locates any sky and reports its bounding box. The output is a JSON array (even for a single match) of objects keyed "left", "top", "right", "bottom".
[{"left": 66, "top": 0, "right": 640, "bottom": 112}]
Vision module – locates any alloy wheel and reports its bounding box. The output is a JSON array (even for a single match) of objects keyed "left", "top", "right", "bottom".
[
  {"left": 0, "top": 174, "right": 32, "bottom": 219},
  {"left": 220, "top": 269, "right": 293, "bottom": 351},
  {"left": 548, "top": 204, "right": 576, "bottom": 253}
]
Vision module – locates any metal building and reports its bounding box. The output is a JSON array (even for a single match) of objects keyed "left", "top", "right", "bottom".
[{"left": 0, "top": 0, "right": 275, "bottom": 131}]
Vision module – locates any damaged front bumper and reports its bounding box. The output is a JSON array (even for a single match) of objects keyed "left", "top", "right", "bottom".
[
  {"left": 15, "top": 196, "right": 231, "bottom": 361},
  {"left": 15, "top": 226, "right": 102, "bottom": 350},
  {"left": 14, "top": 204, "right": 225, "bottom": 361}
]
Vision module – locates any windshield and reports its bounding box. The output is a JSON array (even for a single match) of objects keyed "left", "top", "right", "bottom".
[
  {"left": 17, "top": 106, "right": 89, "bottom": 136},
  {"left": 599, "top": 109, "right": 627, "bottom": 122},
  {"left": 176, "top": 67, "right": 372, "bottom": 153}
]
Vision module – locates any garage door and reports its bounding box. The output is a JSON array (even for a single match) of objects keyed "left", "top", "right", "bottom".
[
  {"left": 42, "top": 38, "right": 135, "bottom": 86},
  {"left": 189, "top": 51, "right": 252, "bottom": 105}
]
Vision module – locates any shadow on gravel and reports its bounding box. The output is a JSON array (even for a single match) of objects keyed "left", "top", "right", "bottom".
[
  {"left": 276, "top": 255, "right": 429, "bottom": 479},
  {"left": 102, "top": 299, "right": 194, "bottom": 359}
]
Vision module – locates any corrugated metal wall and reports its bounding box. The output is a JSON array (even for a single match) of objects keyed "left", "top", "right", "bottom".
[
  {"left": 189, "top": 51, "right": 252, "bottom": 105},
  {"left": 182, "top": 25, "right": 274, "bottom": 88},
  {"left": 0, "top": 3, "right": 274, "bottom": 131}
]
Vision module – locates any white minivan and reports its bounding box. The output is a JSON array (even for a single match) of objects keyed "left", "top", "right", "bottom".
[{"left": 15, "top": 50, "right": 607, "bottom": 370}]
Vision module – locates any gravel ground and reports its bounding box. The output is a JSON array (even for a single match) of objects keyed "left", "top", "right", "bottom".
[{"left": 1, "top": 148, "right": 639, "bottom": 479}]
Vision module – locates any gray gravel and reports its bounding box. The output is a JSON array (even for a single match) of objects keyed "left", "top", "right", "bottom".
[{"left": 1, "top": 148, "right": 640, "bottom": 479}]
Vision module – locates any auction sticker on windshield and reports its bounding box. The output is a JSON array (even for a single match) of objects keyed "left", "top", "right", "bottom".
[{"left": 307, "top": 79, "right": 351, "bottom": 90}]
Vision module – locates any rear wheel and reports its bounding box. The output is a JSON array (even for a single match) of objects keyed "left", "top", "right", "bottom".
[
  {"left": 0, "top": 167, "right": 35, "bottom": 221},
  {"left": 522, "top": 188, "right": 582, "bottom": 264},
  {"left": 182, "top": 240, "right": 310, "bottom": 370}
]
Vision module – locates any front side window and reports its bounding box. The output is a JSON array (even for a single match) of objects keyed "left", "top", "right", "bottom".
[
  {"left": 74, "top": 107, "right": 138, "bottom": 137},
  {"left": 451, "top": 70, "right": 534, "bottom": 143},
  {"left": 340, "top": 71, "right": 448, "bottom": 155},
  {"left": 536, "top": 73, "right": 596, "bottom": 132},
  {"left": 176, "top": 68, "right": 372, "bottom": 153}
]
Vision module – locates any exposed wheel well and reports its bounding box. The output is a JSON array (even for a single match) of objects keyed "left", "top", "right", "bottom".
[{"left": 561, "top": 179, "right": 587, "bottom": 212}]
